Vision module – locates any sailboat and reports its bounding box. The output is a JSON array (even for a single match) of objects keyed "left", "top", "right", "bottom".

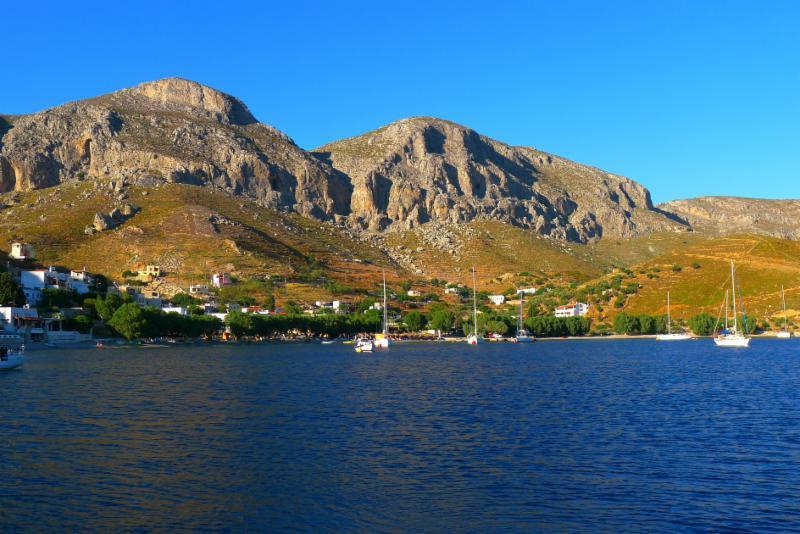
[
  {"left": 777, "top": 285, "right": 792, "bottom": 338},
  {"left": 515, "top": 291, "right": 534, "bottom": 343},
  {"left": 656, "top": 291, "right": 691, "bottom": 340},
  {"left": 466, "top": 266, "right": 483, "bottom": 345},
  {"left": 374, "top": 270, "right": 391, "bottom": 349},
  {"left": 714, "top": 260, "right": 751, "bottom": 347}
]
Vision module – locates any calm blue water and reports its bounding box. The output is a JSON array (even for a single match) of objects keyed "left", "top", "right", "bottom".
[{"left": 2, "top": 339, "right": 800, "bottom": 531}]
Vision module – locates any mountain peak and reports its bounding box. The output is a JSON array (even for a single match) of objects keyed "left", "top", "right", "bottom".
[{"left": 111, "top": 77, "right": 257, "bottom": 125}]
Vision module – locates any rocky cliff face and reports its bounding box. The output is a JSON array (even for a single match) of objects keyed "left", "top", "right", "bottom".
[
  {"left": 0, "top": 78, "right": 351, "bottom": 220},
  {"left": 1, "top": 79, "right": 687, "bottom": 243},
  {"left": 314, "top": 117, "right": 685, "bottom": 240},
  {"left": 659, "top": 197, "right": 800, "bottom": 239}
]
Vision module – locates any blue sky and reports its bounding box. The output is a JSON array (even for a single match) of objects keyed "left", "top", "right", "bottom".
[{"left": 2, "top": 1, "right": 797, "bottom": 203}]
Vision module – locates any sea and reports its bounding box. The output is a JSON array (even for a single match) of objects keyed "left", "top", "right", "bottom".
[{"left": 2, "top": 339, "right": 800, "bottom": 531}]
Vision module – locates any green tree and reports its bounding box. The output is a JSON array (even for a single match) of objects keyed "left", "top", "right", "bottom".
[
  {"left": 108, "top": 303, "right": 149, "bottom": 340},
  {"left": 0, "top": 272, "right": 25, "bottom": 306},
  {"left": 171, "top": 292, "right": 198, "bottom": 306},
  {"left": 95, "top": 293, "right": 123, "bottom": 322},
  {"left": 225, "top": 311, "right": 255, "bottom": 338},
  {"left": 614, "top": 313, "right": 640, "bottom": 335},
  {"left": 688, "top": 312, "right": 716, "bottom": 336},
  {"left": 428, "top": 305, "right": 455, "bottom": 334},
  {"left": 403, "top": 311, "right": 427, "bottom": 332}
]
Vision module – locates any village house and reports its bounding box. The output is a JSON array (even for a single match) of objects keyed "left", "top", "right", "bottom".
[
  {"left": 488, "top": 295, "right": 506, "bottom": 306},
  {"left": 161, "top": 306, "right": 189, "bottom": 316},
  {"left": 138, "top": 265, "right": 161, "bottom": 281},
  {"left": 407, "top": 290, "right": 422, "bottom": 297},
  {"left": 554, "top": 302, "right": 590, "bottom": 318},
  {"left": 211, "top": 273, "right": 232, "bottom": 288},
  {"left": 189, "top": 284, "right": 209, "bottom": 296},
  {"left": 516, "top": 287, "right": 537, "bottom": 296},
  {"left": 9, "top": 242, "right": 34, "bottom": 260},
  {"left": 315, "top": 300, "right": 345, "bottom": 313}
]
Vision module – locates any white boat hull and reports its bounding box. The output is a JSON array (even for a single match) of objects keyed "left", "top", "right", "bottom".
[
  {"left": 354, "top": 338, "right": 374, "bottom": 352},
  {"left": 714, "top": 335, "right": 751, "bottom": 347},
  {"left": 0, "top": 351, "right": 23, "bottom": 370},
  {"left": 374, "top": 336, "right": 390, "bottom": 349},
  {"left": 656, "top": 333, "right": 692, "bottom": 341},
  {"left": 515, "top": 336, "right": 534, "bottom": 343},
  {"left": 466, "top": 334, "right": 483, "bottom": 345},
  {"left": 776, "top": 332, "right": 792, "bottom": 339}
]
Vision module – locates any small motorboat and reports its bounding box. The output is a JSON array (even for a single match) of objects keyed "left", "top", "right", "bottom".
[
  {"left": 0, "top": 334, "right": 24, "bottom": 370},
  {"left": 321, "top": 339, "right": 338, "bottom": 345},
  {"left": 354, "top": 338, "right": 374, "bottom": 353}
]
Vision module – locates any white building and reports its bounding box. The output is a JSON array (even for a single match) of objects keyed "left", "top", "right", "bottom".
[
  {"left": 189, "top": 284, "right": 209, "bottom": 296},
  {"left": 516, "top": 287, "right": 537, "bottom": 296},
  {"left": 9, "top": 242, "right": 34, "bottom": 260},
  {"left": 488, "top": 295, "right": 506, "bottom": 306},
  {"left": 444, "top": 287, "right": 460, "bottom": 294},
  {"left": 554, "top": 302, "right": 589, "bottom": 318},
  {"left": 211, "top": 273, "right": 232, "bottom": 288},
  {"left": 0, "top": 306, "right": 40, "bottom": 334},
  {"left": 407, "top": 290, "right": 421, "bottom": 297},
  {"left": 162, "top": 306, "right": 189, "bottom": 316}
]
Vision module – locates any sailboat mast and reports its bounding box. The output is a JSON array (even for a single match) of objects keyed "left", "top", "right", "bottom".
[
  {"left": 667, "top": 291, "right": 671, "bottom": 335},
  {"left": 518, "top": 293, "right": 523, "bottom": 332},
  {"left": 724, "top": 290, "right": 729, "bottom": 330},
  {"left": 731, "top": 260, "right": 738, "bottom": 333},
  {"left": 783, "top": 285, "right": 788, "bottom": 333},
  {"left": 382, "top": 270, "right": 388, "bottom": 335},
  {"left": 472, "top": 266, "right": 478, "bottom": 336}
]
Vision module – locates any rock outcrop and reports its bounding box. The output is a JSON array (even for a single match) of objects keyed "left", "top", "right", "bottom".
[
  {"left": 659, "top": 197, "right": 800, "bottom": 239},
  {"left": 314, "top": 117, "right": 686, "bottom": 241},
  {"left": 0, "top": 78, "right": 351, "bottom": 221},
  {"left": 1, "top": 79, "right": 690, "bottom": 243}
]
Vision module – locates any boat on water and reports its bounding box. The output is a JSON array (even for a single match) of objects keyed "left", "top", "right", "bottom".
[
  {"left": 354, "top": 338, "right": 374, "bottom": 353},
  {"left": 374, "top": 271, "right": 391, "bottom": 349},
  {"left": 466, "top": 266, "right": 483, "bottom": 345},
  {"left": 0, "top": 334, "right": 24, "bottom": 370},
  {"left": 515, "top": 291, "right": 534, "bottom": 343},
  {"left": 714, "top": 260, "right": 751, "bottom": 348},
  {"left": 656, "top": 291, "right": 691, "bottom": 341},
  {"left": 777, "top": 285, "right": 792, "bottom": 338}
]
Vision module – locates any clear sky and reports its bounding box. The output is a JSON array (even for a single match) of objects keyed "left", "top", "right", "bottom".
[{"left": 2, "top": 1, "right": 797, "bottom": 203}]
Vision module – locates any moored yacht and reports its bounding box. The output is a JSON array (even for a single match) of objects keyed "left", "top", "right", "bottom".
[
  {"left": 515, "top": 291, "right": 534, "bottom": 343},
  {"left": 656, "top": 291, "right": 691, "bottom": 341},
  {"left": 776, "top": 285, "right": 792, "bottom": 338},
  {"left": 374, "top": 271, "right": 391, "bottom": 349},
  {"left": 466, "top": 266, "right": 483, "bottom": 345},
  {"left": 714, "top": 260, "right": 751, "bottom": 348}
]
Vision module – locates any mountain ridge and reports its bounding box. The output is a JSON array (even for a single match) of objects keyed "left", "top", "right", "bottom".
[{"left": 1, "top": 78, "right": 796, "bottom": 245}]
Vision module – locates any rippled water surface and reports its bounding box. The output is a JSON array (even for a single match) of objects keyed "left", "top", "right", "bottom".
[{"left": 3, "top": 339, "right": 800, "bottom": 530}]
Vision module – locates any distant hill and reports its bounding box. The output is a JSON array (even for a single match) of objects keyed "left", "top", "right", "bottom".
[{"left": 659, "top": 197, "right": 800, "bottom": 239}]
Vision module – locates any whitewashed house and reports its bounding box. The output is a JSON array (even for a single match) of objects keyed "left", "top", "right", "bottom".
[
  {"left": 162, "top": 306, "right": 189, "bottom": 316},
  {"left": 211, "top": 273, "right": 232, "bottom": 288},
  {"left": 554, "top": 302, "right": 589, "bottom": 318},
  {"left": 407, "top": 290, "right": 421, "bottom": 297},
  {"left": 516, "top": 287, "right": 537, "bottom": 296},
  {"left": 488, "top": 295, "right": 506, "bottom": 305},
  {"left": 9, "top": 242, "right": 34, "bottom": 260}
]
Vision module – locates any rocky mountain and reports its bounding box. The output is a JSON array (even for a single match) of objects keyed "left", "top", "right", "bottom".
[
  {"left": 659, "top": 197, "right": 800, "bottom": 239},
  {"left": 2, "top": 78, "right": 689, "bottom": 243},
  {"left": 0, "top": 78, "right": 351, "bottom": 220},
  {"left": 314, "top": 117, "right": 686, "bottom": 241}
]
